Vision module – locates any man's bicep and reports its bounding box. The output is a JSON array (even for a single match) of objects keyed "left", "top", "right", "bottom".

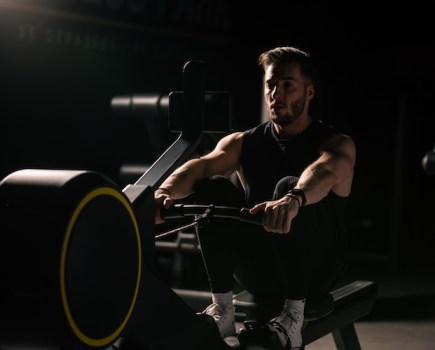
[{"left": 319, "top": 134, "right": 356, "bottom": 178}]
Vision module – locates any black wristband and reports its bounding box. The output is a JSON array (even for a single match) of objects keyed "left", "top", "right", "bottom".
[
  {"left": 287, "top": 188, "right": 306, "bottom": 207},
  {"left": 285, "top": 194, "right": 301, "bottom": 208}
]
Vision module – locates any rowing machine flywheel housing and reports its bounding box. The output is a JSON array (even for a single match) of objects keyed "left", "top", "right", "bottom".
[{"left": 0, "top": 169, "right": 142, "bottom": 349}]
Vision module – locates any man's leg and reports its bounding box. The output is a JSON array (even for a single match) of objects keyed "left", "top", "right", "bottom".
[
  {"left": 194, "top": 175, "right": 246, "bottom": 294},
  {"left": 267, "top": 176, "right": 347, "bottom": 349},
  {"left": 193, "top": 176, "right": 247, "bottom": 347},
  {"left": 271, "top": 176, "right": 346, "bottom": 299},
  {"left": 195, "top": 176, "right": 285, "bottom": 299}
]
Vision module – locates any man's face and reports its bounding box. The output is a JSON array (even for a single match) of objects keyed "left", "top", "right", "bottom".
[{"left": 264, "top": 62, "right": 313, "bottom": 127}]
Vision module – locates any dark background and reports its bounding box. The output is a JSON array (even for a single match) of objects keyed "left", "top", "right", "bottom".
[{"left": 1, "top": 0, "right": 434, "bottom": 272}]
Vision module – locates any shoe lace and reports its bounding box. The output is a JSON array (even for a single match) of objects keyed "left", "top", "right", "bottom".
[
  {"left": 204, "top": 302, "right": 236, "bottom": 337},
  {"left": 271, "top": 309, "right": 302, "bottom": 336},
  {"left": 204, "top": 303, "right": 224, "bottom": 319},
  {"left": 286, "top": 309, "right": 301, "bottom": 324}
]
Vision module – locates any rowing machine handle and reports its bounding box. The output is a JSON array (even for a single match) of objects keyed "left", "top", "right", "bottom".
[{"left": 161, "top": 204, "right": 263, "bottom": 226}]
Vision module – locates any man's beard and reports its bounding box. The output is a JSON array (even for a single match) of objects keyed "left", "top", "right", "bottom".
[{"left": 271, "top": 94, "right": 306, "bottom": 127}]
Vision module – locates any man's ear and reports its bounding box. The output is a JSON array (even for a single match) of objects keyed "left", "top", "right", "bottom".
[{"left": 307, "top": 84, "right": 315, "bottom": 100}]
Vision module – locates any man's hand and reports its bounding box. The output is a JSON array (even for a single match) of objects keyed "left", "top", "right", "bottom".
[
  {"left": 249, "top": 195, "right": 300, "bottom": 234},
  {"left": 154, "top": 189, "right": 174, "bottom": 224}
]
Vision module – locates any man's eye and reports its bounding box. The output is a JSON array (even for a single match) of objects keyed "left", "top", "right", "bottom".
[{"left": 266, "top": 84, "right": 275, "bottom": 92}]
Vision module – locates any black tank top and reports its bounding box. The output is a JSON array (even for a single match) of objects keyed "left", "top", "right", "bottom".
[
  {"left": 241, "top": 119, "right": 340, "bottom": 206},
  {"left": 240, "top": 119, "right": 349, "bottom": 260}
]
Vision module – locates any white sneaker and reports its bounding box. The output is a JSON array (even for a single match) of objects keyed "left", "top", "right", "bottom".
[
  {"left": 268, "top": 309, "right": 304, "bottom": 349},
  {"left": 203, "top": 302, "right": 240, "bottom": 348}
]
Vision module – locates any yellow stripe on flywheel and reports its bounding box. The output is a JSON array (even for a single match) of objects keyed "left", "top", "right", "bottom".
[{"left": 60, "top": 187, "right": 141, "bottom": 347}]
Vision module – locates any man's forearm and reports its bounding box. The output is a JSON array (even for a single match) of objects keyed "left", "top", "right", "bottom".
[
  {"left": 295, "top": 162, "right": 337, "bottom": 205},
  {"left": 157, "top": 158, "right": 204, "bottom": 199}
]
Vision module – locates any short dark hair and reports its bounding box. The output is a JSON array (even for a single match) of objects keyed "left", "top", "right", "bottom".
[{"left": 258, "top": 46, "right": 316, "bottom": 86}]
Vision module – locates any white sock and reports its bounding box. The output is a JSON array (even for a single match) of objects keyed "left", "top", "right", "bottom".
[{"left": 212, "top": 290, "right": 233, "bottom": 307}]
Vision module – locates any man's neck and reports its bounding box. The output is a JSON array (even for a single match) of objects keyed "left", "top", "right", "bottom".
[{"left": 273, "top": 115, "right": 313, "bottom": 139}]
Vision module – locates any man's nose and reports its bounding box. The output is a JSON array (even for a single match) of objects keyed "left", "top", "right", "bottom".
[{"left": 271, "top": 85, "right": 280, "bottom": 99}]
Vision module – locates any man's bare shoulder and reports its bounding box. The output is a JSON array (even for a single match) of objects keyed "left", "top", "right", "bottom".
[
  {"left": 321, "top": 133, "right": 355, "bottom": 152},
  {"left": 217, "top": 131, "right": 244, "bottom": 147}
]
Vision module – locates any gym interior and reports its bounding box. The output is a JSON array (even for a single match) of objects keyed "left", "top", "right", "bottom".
[{"left": 1, "top": 1, "right": 434, "bottom": 349}]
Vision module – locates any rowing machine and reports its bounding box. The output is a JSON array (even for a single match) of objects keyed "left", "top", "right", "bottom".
[{"left": 0, "top": 61, "right": 231, "bottom": 350}]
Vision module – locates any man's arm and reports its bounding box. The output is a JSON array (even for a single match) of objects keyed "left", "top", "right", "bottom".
[
  {"left": 154, "top": 132, "right": 243, "bottom": 223},
  {"left": 294, "top": 133, "right": 356, "bottom": 204}
]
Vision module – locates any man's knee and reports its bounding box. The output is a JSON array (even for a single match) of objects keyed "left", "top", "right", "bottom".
[{"left": 272, "top": 176, "right": 299, "bottom": 199}]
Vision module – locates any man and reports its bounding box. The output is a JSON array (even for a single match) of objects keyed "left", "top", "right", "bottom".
[{"left": 154, "top": 46, "right": 356, "bottom": 349}]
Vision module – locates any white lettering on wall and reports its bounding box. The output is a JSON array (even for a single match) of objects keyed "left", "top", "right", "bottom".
[
  {"left": 79, "top": 0, "right": 229, "bottom": 28},
  {"left": 17, "top": 23, "right": 118, "bottom": 51}
]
